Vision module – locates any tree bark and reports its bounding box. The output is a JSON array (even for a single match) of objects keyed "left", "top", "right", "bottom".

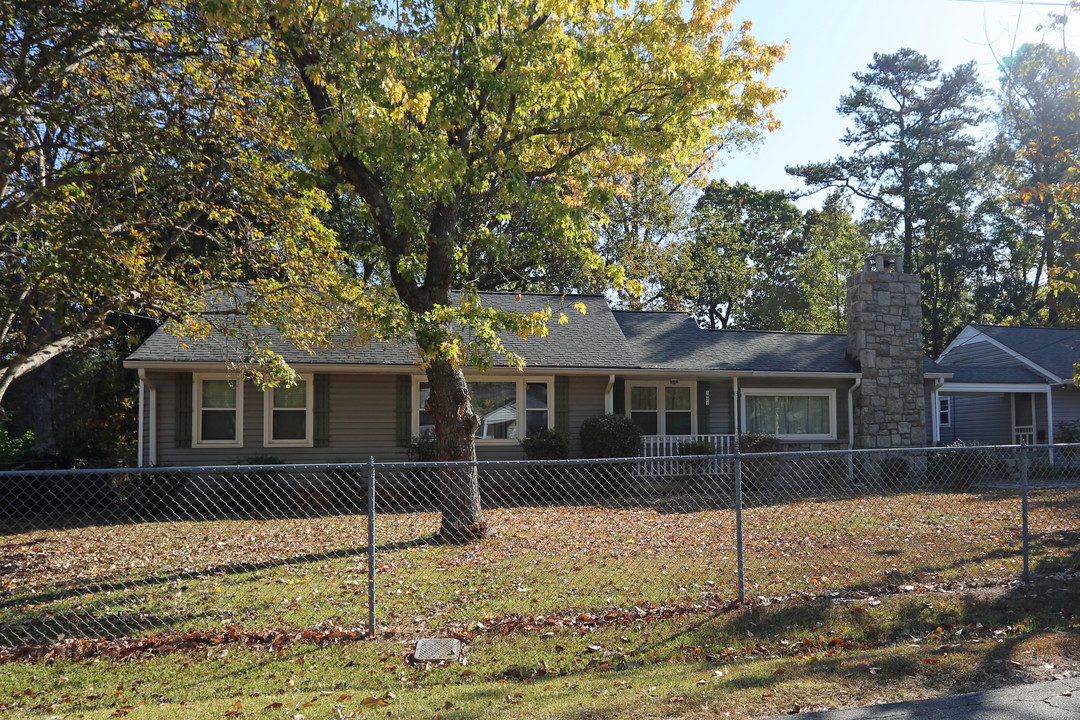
[{"left": 424, "top": 358, "right": 487, "bottom": 542}]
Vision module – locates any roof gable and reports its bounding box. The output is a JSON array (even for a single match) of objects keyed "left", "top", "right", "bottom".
[{"left": 962, "top": 324, "right": 1080, "bottom": 382}]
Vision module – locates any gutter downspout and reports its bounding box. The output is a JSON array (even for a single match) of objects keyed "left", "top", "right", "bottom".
[
  {"left": 604, "top": 374, "right": 615, "bottom": 415},
  {"left": 932, "top": 377, "right": 945, "bottom": 445},
  {"left": 137, "top": 373, "right": 144, "bottom": 467},
  {"left": 847, "top": 377, "right": 862, "bottom": 450},
  {"left": 847, "top": 377, "right": 861, "bottom": 483},
  {"left": 138, "top": 369, "right": 158, "bottom": 466}
]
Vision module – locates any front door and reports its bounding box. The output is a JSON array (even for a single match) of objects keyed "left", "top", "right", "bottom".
[{"left": 1013, "top": 392, "right": 1035, "bottom": 444}]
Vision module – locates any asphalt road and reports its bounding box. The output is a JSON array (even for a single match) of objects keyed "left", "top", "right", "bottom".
[{"left": 760, "top": 678, "right": 1080, "bottom": 719}]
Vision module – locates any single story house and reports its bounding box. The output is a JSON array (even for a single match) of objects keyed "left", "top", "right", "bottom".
[
  {"left": 935, "top": 324, "right": 1080, "bottom": 446},
  {"left": 125, "top": 253, "right": 951, "bottom": 466}
]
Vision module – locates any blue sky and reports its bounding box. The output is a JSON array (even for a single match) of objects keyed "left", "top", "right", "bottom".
[{"left": 716, "top": 0, "right": 1079, "bottom": 207}]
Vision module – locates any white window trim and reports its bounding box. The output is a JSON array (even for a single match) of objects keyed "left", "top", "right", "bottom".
[
  {"left": 412, "top": 375, "right": 555, "bottom": 444},
  {"left": 740, "top": 388, "right": 837, "bottom": 441},
  {"left": 263, "top": 375, "right": 315, "bottom": 447},
  {"left": 624, "top": 380, "right": 698, "bottom": 436},
  {"left": 193, "top": 373, "right": 244, "bottom": 448},
  {"left": 939, "top": 395, "right": 952, "bottom": 427}
]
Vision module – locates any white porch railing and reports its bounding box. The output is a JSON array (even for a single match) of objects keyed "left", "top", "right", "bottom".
[
  {"left": 1014, "top": 425, "right": 1035, "bottom": 445},
  {"left": 638, "top": 434, "right": 736, "bottom": 476}
]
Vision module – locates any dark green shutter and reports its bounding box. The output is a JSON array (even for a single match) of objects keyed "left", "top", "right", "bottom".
[
  {"left": 554, "top": 376, "right": 570, "bottom": 437},
  {"left": 612, "top": 379, "right": 625, "bottom": 415},
  {"left": 313, "top": 374, "right": 330, "bottom": 447},
  {"left": 175, "top": 372, "right": 192, "bottom": 448},
  {"left": 396, "top": 375, "right": 412, "bottom": 447},
  {"left": 697, "top": 381, "right": 711, "bottom": 435}
]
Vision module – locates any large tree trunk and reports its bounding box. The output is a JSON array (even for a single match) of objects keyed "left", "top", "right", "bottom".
[
  {"left": 424, "top": 358, "right": 487, "bottom": 542},
  {"left": 25, "top": 359, "right": 56, "bottom": 454}
]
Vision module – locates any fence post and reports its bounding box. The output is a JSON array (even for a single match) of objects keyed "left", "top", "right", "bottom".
[
  {"left": 1020, "top": 444, "right": 1030, "bottom": 583},
  {"left": 735, "top": 441, "right": 745, "bottom": 604},
  {"left": 367, "top": 457, "right": 376, "bottom": 638}
]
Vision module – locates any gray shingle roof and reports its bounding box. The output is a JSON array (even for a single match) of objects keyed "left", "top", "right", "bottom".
[
  {"left": 943, "top": 365, "right": 1048, "bottom": 385},
  {"left": 126, "top": 293, "right": 640, "bottom": 369},
  {"left": 612, "top": 311, "right": 860, "bottom": 373},
  {"left": 969, "top": 324, "right": 1080, "bottom": 381},
  {"left": 127, "top": 292, "right": 943, "bottom": 377}
]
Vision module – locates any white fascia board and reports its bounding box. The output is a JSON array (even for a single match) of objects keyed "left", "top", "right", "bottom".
[
  {"left": 942, "top": 382, "right": 1050, "bottom": 394},
  {"left": 937, "top": 324, "right": 984, "bottom": 361},
  {"left": 747, "top": 371, "right": 861, "bottom": 379}
]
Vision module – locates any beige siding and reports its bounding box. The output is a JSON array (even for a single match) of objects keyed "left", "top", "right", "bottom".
[
  {"left": 148, "top": 370, "right": 615, "bottom": 465},
  {"left": 565, "top": 375, "right": 609, "bottom": 457},
  {"left": 152, "top": 372, "right": 405, "bottom": 466}
]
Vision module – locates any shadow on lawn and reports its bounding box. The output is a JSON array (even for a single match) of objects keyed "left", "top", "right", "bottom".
[
  {"left": 641, "top": 533, "right": 1080, "bottom": 688},
  {"left": 0, "top": 532, "right": 444, "bottom": 645}
]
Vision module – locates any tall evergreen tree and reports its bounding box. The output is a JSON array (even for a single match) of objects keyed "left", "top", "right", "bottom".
[{"left": 788, "top": 48, "right": 987, "bottom": 352}]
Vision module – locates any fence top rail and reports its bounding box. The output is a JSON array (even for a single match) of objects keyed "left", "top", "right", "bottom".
[{"left": 1, "top": 443, "right": 1073, "bottom": 477}]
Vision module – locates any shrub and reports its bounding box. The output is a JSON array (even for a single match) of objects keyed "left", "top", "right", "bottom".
[
  {"left": 402, "top": 433, "right": 438, "bottom": 507},
  {"left": 520, "top": 429, "right": 569, "bottom": 460},
  {"left": 112, "top": 469, "right": 188, "bottom": 516},
  {"left": 1055, "top": 419, "right": 1080, "bottom": 444},
  {"left": 682, "top": 440, "right": 717, "bottom": 456},
  {"left": 407, "top": 432, "right": 438, "bottom": 462},
  {"left": 0, "top": 418, "right": 36, "bottom": 470},
  {"left": 738, "top": 434, "right": 781, "bottom": 491},
  {"left": 1054, "top": 420, "right": 1080, "bottom": 463},
  {"left": 579, "top": 415, "right": 641, "bottom": 459},
  {"left": 579, "top": 415, "right": 641, "bottom": 498},
  {"left": 223, "top": 455, "right": 284, "bottom": 514},
  {"left": 879, "top": 456, "right": 912, "bottom": 489},
  {"left": 738, "top": 434, "right": 782, "bottom": 454},
  {"left": 927, "top": 442, "right": 996, "bottom": 490},
  {"left": 520, "top": 430, "right": 568, "bottom": 501}
]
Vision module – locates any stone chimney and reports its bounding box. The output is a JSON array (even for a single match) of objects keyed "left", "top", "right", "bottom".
[{"left": 847, "top": 252, "right": 925, "bottom": 449}]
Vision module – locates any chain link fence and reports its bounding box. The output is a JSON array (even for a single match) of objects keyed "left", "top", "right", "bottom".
[{"left": 2, "top": 444, "right": 1078, "bottom": 649}]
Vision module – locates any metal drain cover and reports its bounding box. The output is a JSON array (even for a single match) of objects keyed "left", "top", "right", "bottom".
[{"left": 413, "top": 637, "right": 461, "bottom": 663}]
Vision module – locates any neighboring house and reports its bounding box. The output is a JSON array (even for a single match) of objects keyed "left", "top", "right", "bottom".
[
  {"left": 124, "top": 253, "right": 949, "bottom": 466},
  {"left": 935, "top": 325, "right": 1080, "bottom": 446}
]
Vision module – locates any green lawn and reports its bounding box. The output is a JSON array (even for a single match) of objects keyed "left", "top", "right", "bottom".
[{"left": 1, "top": 487, "right": 1078, "bottom": 718}]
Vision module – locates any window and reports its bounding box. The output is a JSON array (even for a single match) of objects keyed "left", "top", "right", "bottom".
[
  {"left": 741, "top": 389, "right": 836, "bottom": 441},
  {"left": 626, "top": 381, "right": 697, "bottom": 436},
  {"left": 264, "top": 378, "right": 313, "bottom": 446},
  {"left": 414, "top": 377, "right": 553, "bottom": 442},
  {"left": 194, "top": 375, "right": 243, "bottom": 446},
  {"left": 939, "top": 396, "right": 952, "bottom": 427}
]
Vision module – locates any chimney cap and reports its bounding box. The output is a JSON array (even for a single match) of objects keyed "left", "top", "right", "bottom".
[{"left": 865, "top": 252, "right": 903, "bottom": 273}]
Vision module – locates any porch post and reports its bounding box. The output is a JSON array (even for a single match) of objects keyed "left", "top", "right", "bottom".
[
  {"left": 1047, "top": 386, "right": 1055, "bottom": 464},
  {"left": 1010, "top": 393, "right": 1017, "bottom": 445},
  {"left": 931, "top": 381, "right": 941, "bottom": 445},
  {"left": 733, "top": 376, "right": 740, "bottom": 436},
  {"left": 1030, "top": 393, "right": 1037, "bottom": 443}
]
